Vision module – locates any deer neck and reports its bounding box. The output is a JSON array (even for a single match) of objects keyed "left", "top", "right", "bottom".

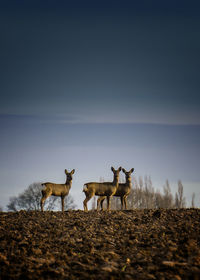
[
  {"left": 65, "top": 179, "right": 72, "bottom": 189},
  {"left": 126, "top": 177, "right": 132, "bottom": 187},
  {"left": 113, "top": 175, "right": 119, "bottom": 186}
]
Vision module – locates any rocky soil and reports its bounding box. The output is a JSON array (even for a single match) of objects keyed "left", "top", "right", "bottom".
[{"left": 0, "top": 209, "right": 200, "bottom": 279}]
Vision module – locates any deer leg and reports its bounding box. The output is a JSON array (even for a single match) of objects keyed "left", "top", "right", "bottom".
[
  {"left": 124, "top": 196, "right": 127, "bottom": 210},
  {"left": 83, "top": 195, "right": 92, "bottom": 212},
  {"left": 100, "top": 197, "right": 105, "bottom": 211},
  {"left": 40, "top": 190, "right": 52, "bottom": 212},
  {"left": 106, "top": 196, "right": 112, "bottom": 210},
  {"left": 40, "top": 197, "right": 45, "bottom": 212},
  {"left": 83, "top": 197, "right": 90, "bottom": 211},
  {"left": 61, "top": 196, "right": 65, "bottom": 212},
  {"left": 97, "top": 197, "right": 101, "bottom": 211},
  {"left": 97, "top": 197, "right": 105, "bottom": 211},
  {"left": 83, "top": 191, "right": 95, "bottom": 211},
  {"left": 120, "top": 196, "right": 124, "bottom": 210}
]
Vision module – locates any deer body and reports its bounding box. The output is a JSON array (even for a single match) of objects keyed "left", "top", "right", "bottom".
[
  {"left": 83, "top": 167, "right": 121, "bottom": 211},
  {"left": 40, "top": 169, "right": 75, "bottom": 212},
  {"left": 42, "top": 183, "right": 71, "bottom": 197},
  {"left": 97, "top": 168, "right": 134, "bottom": 210}
]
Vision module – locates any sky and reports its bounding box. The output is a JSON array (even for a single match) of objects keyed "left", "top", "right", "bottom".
[{"left": 0, "top": 0, "right": 200, "bottom": 210}]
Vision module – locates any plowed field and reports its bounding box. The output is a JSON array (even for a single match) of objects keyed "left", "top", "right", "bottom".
[{"left": 0, "top": 209, "right": 200, "bottom": 279}]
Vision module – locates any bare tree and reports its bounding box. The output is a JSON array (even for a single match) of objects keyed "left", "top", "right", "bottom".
[
  {"left": 162, "top": 180, "right": 174, "bottom": 208},
  {"left": 127, "top": 177, "right": 178, "bottom": 209},
  {"left": 127, "top": 176, "right": 144, "bottom": 209},
  {"left": 138, "top": 176, "right": 145, "bottom": 208},
  {"left": 128, "top": 176, "right": 146, "bottom": 209},
  {"left": 127, "top": 176, "right": 155, "bottom": 209},
  {"left": 7, "top": 182, "right": 76, "bottom": 211},
  {"left": 91, "top": 196, "right": 97, "bottom": 210},
  {"left": 175, "top": 180, "right": 186, "bottom": 208},
  {"left": 126, "top": 177, "right": 138, "bottom": 209},
  {"left": 191, "top": 193, "right": 195, "bottom": 208},
  {"left": 154, "top": 191, "right": 163, "bottom": 208},
  {"left": 110, "top": 196, "right": 121, "bottom": 210},
  {"left": 144, "top": 176, "right": 155, "bottom": 209}
]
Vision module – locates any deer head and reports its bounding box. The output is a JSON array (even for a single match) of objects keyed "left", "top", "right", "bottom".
[
  {"left": 111, "top": 166, "right": 122, "bottom": 177},
  {"left": 122, "top": 168, "right": 134, "bottom": 181},
  {"left": 65, "top": 169, "right": 75, "bottom": 183}
]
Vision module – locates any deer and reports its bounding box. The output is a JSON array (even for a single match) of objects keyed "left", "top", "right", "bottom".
[
  {"left": 83, "top": 167, "right": 122, "bottom": 211},
  {"left": 40, "top": 169, "right": 75, "bottom": 212},
  {"left": 97, "top": 168, "right": 134, "bottom": 210}
]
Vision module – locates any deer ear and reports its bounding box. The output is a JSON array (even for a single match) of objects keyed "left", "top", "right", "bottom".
[
  {"left": 130, "top": 168, "right": 134, "bottom": 173},
  {"left": 118, "top": 167, "right": 122, "bottom": 171},
  {"left": 65, "top": 169, "right": 68, "bottom": 174},
  {"left": 111, "top": 166, "right": 114, "bottom": 172},
  {"left": 71, "top": 169, "right": 75, "bottom": 174},
  {"left": 122, "top": 168, "right": 126, "bottom": 173}
]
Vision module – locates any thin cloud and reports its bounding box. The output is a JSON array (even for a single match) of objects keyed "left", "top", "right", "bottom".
[{"left": 1, "top": 113, "right": 200, "bottom": 126}]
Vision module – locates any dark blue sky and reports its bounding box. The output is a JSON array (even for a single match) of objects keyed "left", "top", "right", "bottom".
[{"left": 0, "top": 0, "right": 200, "bottom": 209}]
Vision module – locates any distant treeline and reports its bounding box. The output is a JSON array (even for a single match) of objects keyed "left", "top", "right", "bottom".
[
  {"left": 92, "top": 176, "right": 196, "bottom": 210},
  {"left": 0, "top": 176, "right": 197, "bottom": 212}
]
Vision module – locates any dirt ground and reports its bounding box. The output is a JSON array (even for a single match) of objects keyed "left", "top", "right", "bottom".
[{"left": 0, "top": 209, "right": 200, "bottom": 279}]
